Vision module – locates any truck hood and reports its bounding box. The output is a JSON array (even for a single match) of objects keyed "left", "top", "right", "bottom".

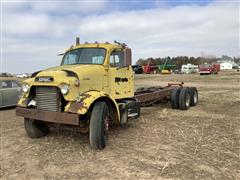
[
  {"left": 35, "top": 64, "right": 106, "bottom": 79},
  {"left": 24, "top": 64, "right": 107, "bottom": 101}
]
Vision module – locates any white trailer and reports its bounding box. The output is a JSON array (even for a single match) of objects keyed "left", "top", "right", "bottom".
[{"left": 181, "top": 64, "right": 198, "bottom": 74}]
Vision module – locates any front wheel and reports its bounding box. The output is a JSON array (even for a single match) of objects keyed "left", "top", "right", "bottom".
[
  {"left": 24, "top": 118, "right": 49, "bottom": 138},
  {"left": 89, "top": 102, "right": 110, "bottom": 150}
]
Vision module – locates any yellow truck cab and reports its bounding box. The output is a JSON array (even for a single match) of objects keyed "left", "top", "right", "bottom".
[{"left": 16, "top": 38, "right": 140, "bottom": 150}]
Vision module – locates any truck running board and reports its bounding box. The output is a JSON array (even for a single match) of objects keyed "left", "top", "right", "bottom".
[{"left": 128, "top": 113, "right": 139, "bottom": 118}]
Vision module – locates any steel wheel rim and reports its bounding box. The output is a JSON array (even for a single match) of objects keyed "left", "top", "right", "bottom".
[
  {"left": 193, "top": 92, "right": 197, "bottom": 104},
  {"left": 186, "top": 94, "right": 190, "bottom": 107},
  {"left": 104, "top": 110, "right": 110, "bottom": 139}
]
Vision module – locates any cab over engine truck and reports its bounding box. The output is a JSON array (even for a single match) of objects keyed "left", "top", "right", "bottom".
[{"left": 16, "top": 38, "right": 198, "bottom": 150}]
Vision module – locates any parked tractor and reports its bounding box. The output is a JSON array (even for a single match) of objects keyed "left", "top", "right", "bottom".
[{"left": 16, "top": 38, "right": 198, "bottom": 150}]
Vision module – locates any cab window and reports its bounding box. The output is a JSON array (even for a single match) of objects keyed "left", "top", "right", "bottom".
[
  {"left": 63, "top": 49, "right": 79, "bottom": 65},
  {"left": 62, "top": 48, "right": 106, "bottom": 65},
  {"left": 110, "top": 51, "right": 124, "bottom": 67}
]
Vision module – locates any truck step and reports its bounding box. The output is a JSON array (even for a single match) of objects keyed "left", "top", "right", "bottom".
[{"left": 128, "top": 113, "right": 139, "bottom": 118}]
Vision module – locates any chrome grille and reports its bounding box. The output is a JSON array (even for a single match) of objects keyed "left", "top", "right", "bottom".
[{"left": 36, "top": 86, "right": 60, "bottom": 112}]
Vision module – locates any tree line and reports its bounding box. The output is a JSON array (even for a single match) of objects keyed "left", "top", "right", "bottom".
[{"left": 136, "top": 55, "right": 240, "bottom": 70}]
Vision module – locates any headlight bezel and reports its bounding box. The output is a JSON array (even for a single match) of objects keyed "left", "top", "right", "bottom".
[{"left": 59, "top": 83, "right": 70, "bottom": 95}]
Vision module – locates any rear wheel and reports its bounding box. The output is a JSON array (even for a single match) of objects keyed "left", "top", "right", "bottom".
[
  {"left": 171, "top": 88, "right": 182, "bottom": 109},
  {"left": 24, "top": 118, "right": 49, "bottom": 138},
  {"left": 179, "top": 87, "right": 191, "bottom": 110},
  {"left": 89, "top": 102, "right": 110, "bottom": 150},
  {"left": 189, "top": 87, "right": 198, "bottom": 106}
]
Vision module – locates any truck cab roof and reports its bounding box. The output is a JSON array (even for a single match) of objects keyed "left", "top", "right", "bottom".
[{"left": 65, "top": 43, "right": 123, "bottom": 53}]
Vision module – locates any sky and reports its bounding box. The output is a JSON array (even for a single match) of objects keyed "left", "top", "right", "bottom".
[{"left": 1, "top": 0, "right": 239, "bottom": 73}]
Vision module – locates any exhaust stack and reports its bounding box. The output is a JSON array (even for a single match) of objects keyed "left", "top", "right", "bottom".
[{"left": 76, "top": 37, "right": 80, "bottom": 45}]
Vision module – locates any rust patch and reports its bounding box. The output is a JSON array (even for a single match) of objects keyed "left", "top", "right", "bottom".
[
  {"left": 67, "top": 92, "right": 109, "bottom": 113},
  {"left": 67, "top": 102, "right": 88, "bottom": 113},
  {"left": 134, "top": 86, "right": 176, "bottom": 106},
  {"left": 80, "top": 94, "right": 91, "bottom": 101},
  {"left": 67, "top": 93, "right": 94, "bottom": 113},
  {"left": 168, "top": 82, "right": 184, "bottom": 87},
  {"left": 103, "top": 93, "right": 109, "bottom": 97},
  {"left": 19, "top": 97, "right": 30, "bottom": 107},
  {"left": 22, "top": 98, "right": 29, "bottom": 106}
]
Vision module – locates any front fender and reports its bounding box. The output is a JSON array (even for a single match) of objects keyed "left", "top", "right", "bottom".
[{"left": 65, "top": 91, "right": 120, "bottom": 122}]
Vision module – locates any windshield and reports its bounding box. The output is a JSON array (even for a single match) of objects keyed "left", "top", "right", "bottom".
[{"left": 61, "top": 48, "right": 106, "bottom": 65}]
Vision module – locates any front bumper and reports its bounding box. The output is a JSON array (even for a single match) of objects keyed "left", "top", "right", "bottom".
[{"left": 16, "top": 107, "right": 79, "bottom": 125}]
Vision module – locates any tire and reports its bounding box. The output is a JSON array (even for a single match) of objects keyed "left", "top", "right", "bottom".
[
  {"left": 189, "top": 87, "right": 198, "bottom": 106},
  {"left": 24, "top": 118, "right": 49, "bottom": 138},
  {"left": 171, "top": 88, "right": 182, "bottom": 109},
  {"left": 179, "top": 87, "right": 191, "bottom": 110},
  {"left": 89, "top": 102, "right": 110, "bottom": 150}
]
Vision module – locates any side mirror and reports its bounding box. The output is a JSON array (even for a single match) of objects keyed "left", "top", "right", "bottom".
[{"left": 124, "top": 48, "right": 132, "bottom": 66}]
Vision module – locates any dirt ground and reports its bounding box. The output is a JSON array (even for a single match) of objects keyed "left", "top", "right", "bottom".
[{"left": 1, "top": 71, "right": 239, "bottom": 179}]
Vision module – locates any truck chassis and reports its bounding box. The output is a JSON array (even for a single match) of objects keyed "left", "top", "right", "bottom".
[{"left": 16, "top": 82, "right": 197, "bottom": 126}]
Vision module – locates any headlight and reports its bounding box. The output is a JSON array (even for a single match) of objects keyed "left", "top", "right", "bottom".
[
  {"left": 22, "top": 83, "right": 30, "bottom": 93},
  {"left": 60, "top": 84, "right": 70, "bottom": 95}
]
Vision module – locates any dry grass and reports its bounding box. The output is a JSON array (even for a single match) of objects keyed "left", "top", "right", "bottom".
[{"left": 1, "top": 71, "right": 239, "bottom": 179}]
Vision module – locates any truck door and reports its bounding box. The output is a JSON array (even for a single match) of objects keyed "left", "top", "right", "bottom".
[{"left": 109, "top": 49, "right": 134, "bottom": 99}]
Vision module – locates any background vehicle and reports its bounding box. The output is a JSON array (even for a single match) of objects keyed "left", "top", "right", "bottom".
[
  {"left": 0, "top": 73, "right": 13, "bottom": 77},
  {"left": 132, "top": 65, "right": 143, "bottom": 74},
  {"left": 199, "top": 64, "right": 220, "bottom": 75},
  {"left": 159, "top": 58, "right": 176, "bottom": 74},
  {"left": 0, "top": 80, "right": 22, "bottom": 108},
  {"left": 181, "top": 64, "right": 198, "bottom": 74},
  {"left": 16, "top": 38, "right": 198, "bottom": 150},
  {"left": 16, "top": 73, "right": 29, "bottom": 78},
  {"left": 173, "top": 69, "right": 183, "bottom": 74},
  {"left": 143, "top": 59, "right": 159, "bottom": 74}
]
